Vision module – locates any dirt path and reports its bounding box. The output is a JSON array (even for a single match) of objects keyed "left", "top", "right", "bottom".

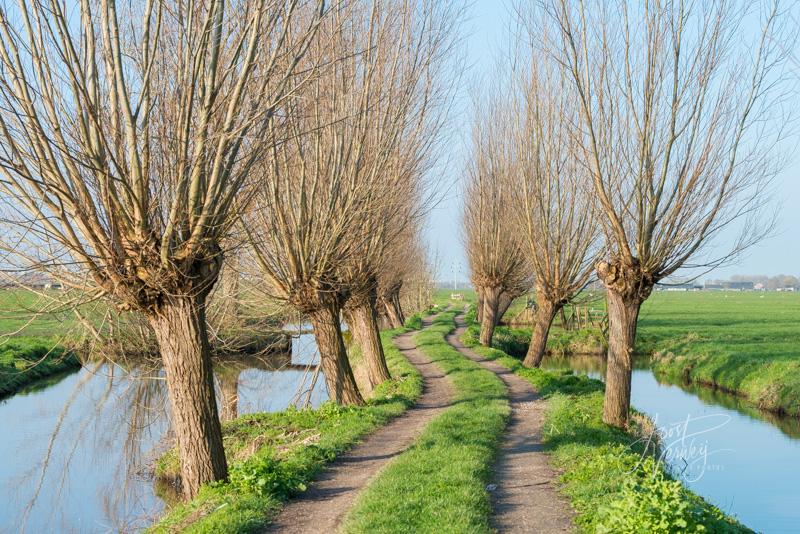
[
  {"left": 265, "top": 315, "right": 453, "bottom": 534},
  {"left": 446, "top": 312, "right": 575, "bottom": 533}
]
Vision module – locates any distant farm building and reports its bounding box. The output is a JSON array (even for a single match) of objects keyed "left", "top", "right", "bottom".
[
  {"left": 656, "top": 282, "right": 701, "bottom": 291},
  {"left": 704, "top": 281, "right": 754, "bottom": 291}
]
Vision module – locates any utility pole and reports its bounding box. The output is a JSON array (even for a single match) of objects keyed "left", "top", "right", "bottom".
[{"left": 452, "top": 261, "right": 457, "bottom": 290}]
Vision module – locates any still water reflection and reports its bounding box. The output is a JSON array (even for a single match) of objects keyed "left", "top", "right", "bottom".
[
  {"left": 0, "top": 329, "right": 326, "bottom": 533},
  {"left": 542, "top": 355, "right": 800, "bottom": 533}
]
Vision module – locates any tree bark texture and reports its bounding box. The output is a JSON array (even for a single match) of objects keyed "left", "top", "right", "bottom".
[
  {"left": 389, "top": 290, "right": 405, "bottom": 327},
  {"left": 523, "top": 298, "right": 558, "bottom": 368},
  {"left": 496, "top": 291, "right": 514, "bottom": 326},
  {"left": 149, "top": 295, "right": 228, "bottom": 500},
  {"left": 382, "top": 288, "right": 405, "bottom": 329},
  {"left": 479, "top": 285, "right": 502, "bottom": 346},
  {"left": 602, "top": 289, "right": 642, "bottom": 428},
  {"left": 476, "top": 287, "right": 485, "bottom": 324},
  {"left": 596, "top": 257, "right": 653, "bottom": 428},
  {"left": 310, "top": 304, "right": 364, "bottom": 405},
  {"left": 347, "top": 298, "right": 391, "bottom": 390}
]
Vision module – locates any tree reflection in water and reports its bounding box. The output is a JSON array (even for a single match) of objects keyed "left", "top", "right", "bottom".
[{"left": 2, "top": 329, "right": 324, "bottom": 533}]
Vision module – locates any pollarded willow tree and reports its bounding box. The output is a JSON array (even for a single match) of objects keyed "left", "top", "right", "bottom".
[
  {"left": 377, "top": 224, "right": 424, "bottom": 329},
  {"left": 542, "top": 0, "right": 790, "bottom": 427},
  {"left": 344, "top": 208, "right": 418, "bottom": 390},
  {"left": 0, "top": 0, "right": 323, "bottom": 497},
  {"left": 464, "top": 111, "right": 532, "bottom": 346},
  {"left": 245, "top": 0, "right": 456, "bottom": 404},
  {"left": 339, "top": 2, "right": 458, "bottom": 392},
  {"left": 375, "top": 220, "right": 436, "bottom": 329},
  {"left": 505, "top": 43, "right": 597, "bottom": 368}
]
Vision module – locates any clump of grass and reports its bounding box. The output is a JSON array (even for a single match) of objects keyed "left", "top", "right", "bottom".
[
  {"left": 461, "top": 312, "right": 750, "bottom": 533},
  {"left": 0, "top": 338, "right": 79, "bottom": 397},
  {"left": 342, "top": 311, "right": 509, "bottom": 534},
  {"left": 150, "top": 325, "right": 424, "bottom": 534},
  {"left": 403, "top": 311, "right": 425, "bottom": 330}
]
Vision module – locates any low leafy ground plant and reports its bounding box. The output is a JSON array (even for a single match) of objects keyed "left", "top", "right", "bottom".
[
  {"left": 461, "top": 318, "right": 751, "bottom": 533},
  {"left": 0, "top": 338, "right": 79, "bottom": 397},
  {"left": 150, "top": 317, "right": 426, "bottom": 534},
  {"left": 403, "top": 313, "right": 424, "bottom": 330},
  {"left": 342, "top": 311, "right": 508, "bottom": 534}
]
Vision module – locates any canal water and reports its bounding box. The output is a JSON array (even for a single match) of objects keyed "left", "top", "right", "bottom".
[
  {"left": 542, "top": 355, "right": 800, "bottom": 533},
  {"left": 0, "top": 330, "right": 327, "bottom": 533}
]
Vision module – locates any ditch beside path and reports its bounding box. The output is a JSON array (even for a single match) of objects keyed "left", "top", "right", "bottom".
[
  {"left": 265, "top": 314, "right": 454, "bottom": 534},
  {"left": 446, "top": 312, "right": 575, "bottom": 534}
]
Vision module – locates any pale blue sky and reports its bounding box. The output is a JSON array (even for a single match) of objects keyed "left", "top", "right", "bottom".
[{"left": 425, "top": 1, "right": 800, "bottom": 283}]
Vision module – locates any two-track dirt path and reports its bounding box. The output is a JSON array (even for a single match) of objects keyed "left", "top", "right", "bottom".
[
  {"left": 265, "top": 314, "right": 453, "bottom": 534},
  {"left": 446, "top": 312, "right": 575, "bottom": 534}
]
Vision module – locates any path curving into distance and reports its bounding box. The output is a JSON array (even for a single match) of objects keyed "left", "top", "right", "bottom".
[
  {"left": 446, "top": 311, "right": 575, "bottom": 534},
  {"left": 265, "top": 314, "right": 454, "bottom": 534}
]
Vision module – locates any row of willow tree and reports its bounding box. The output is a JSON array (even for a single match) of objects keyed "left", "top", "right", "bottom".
[
  {"left": 466, "top": 0, "right": 792, "bottom": 429},
  {"left": 0, "top": 0, "right": 460, "bottom": 499}
]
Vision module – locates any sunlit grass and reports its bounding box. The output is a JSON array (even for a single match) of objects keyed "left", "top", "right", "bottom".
[
  {"left": 460, "top": 311, "right": 750, "bottom": 533},
  {"left": 342, "top": 311, "right": 508, "bottom": 534},
  {"left": 0, "top": 337, "right": 79, "bottom": 397}
]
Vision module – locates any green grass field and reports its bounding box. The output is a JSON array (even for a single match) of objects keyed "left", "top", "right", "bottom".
[
  {"left": 641, "top": 291, "right": 800, "bottom": 417},
  {"left": 0, "top": 290, "right": 85, "bottom": 338}
]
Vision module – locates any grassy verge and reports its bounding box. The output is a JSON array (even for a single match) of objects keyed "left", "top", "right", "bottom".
[
  {"left": 650, "top": 350, "right": 800, "bottom": 418},
  {"left": 403, "top": 312, "right": 425, "bottom": 330},
  {"left": 0, "top": 338, "right": 79, "bottom": 397},
  {"left": 461, "top": 318, "right": 750, "bottom": 533},
  {"left": 149, "top": 319, "right": 427, "bottom": 534},
  {"left": 342, "top": 311, "right": 508, "bottom": 533}
]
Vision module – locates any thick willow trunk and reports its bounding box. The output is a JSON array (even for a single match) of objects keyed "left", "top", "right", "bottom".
[
  {"left": 149, "top": 295, "right": 228, "bottom": 499},
  {"left": 310, "top": 304, "right": 364, "bottom": 405},
  {"left": 390, "top": 290, "right": 405, "bottom": 326},
  {"left": 496, "top": 291, "right": 514, "bottom": 326},
  {"left": 523, "top": 298, "right": 558, "bottom": 368},
  {"left": 602, "top": 289, "right": 642, "bottom": 428},
  {"left": 382, "top": 288, "right": 404, "bottom": 329},
  {"left": 479, "top": 285, "right": 501, "bottom": 346},
  {"left": 596, "top": 257, "right": 653, "bottom": 429},
  {"left": 347, "top": 298, "right": 391, "bottom": 390},
  {"left": 476, "top": 287, "right": 485, "bottom": 324}
]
